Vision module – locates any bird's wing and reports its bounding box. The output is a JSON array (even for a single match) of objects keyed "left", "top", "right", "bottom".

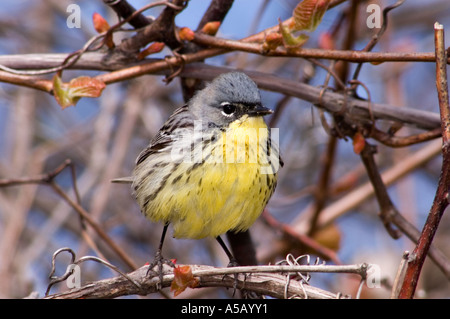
[{"left": 135, "top": 104, "right": 193, "bottom": 166}]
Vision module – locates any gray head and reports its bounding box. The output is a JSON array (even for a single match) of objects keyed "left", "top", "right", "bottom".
[{"left": 189, "top": 72, "right": 272, "bottom": 127}]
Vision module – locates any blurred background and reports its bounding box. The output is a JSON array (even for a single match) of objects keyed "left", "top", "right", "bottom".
[{"left": 0, "top": 0, "right": 450, "bottom": 298}]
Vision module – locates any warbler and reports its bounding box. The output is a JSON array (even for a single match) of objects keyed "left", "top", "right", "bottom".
[{"left": 131, "top": 72, "right": 282, "bottom": 279}]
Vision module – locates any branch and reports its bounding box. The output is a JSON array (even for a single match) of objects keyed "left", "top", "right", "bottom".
[
  {"left": 0, "top": 52, "right": 159, "bottom": 72},
  {"left": 178, "top": 64, "right": 442, "bottom": 131},
  {"left": 0, "top": 159, "right": 72, "bottom": 187},
  {"left": 0, "top": 160, "right": 137, "bottom": 271},
  {"left": 262, "top": 211, "right": 341, "bottom": 264},
  {"left": 307, "top": 135, "right": 338, "bottom": 236},
  {"left": 191, "top": 32, "right": 450, "bottom": 64},
  {"left": 398, "top": 22, "right": 450, "bottom": 299},
  {"left": 196, "top": 0, "right": 234, "bottom": 31},
  {"left": 0, "top": 70, "right": 52, "bottom": 92},
  {"left": 1, "top": 47, "right": 445, "bottom": 74},
  {"left": 44, "top": 262, "right": 370, "bottom": 299},
  {"left": 117, "top": 0, "right": 187, "bottom": 53},
  {"left": 103, "top": 0, "right": 153, "bottom": 29},
  {"left": 0, "top": 58, "right": 441, "bottom": 132},
  {"left": 293, "top": 139, "right": 450, "bottom": 279},
  {"left": 359, "top": 142, "right": 402, "bottom": 239},
  {"left": 370, "top": 126, "right": 441, "bottom": 148},
  {"left": 0, "top": 56, "right": 441, "bottom": 134}
]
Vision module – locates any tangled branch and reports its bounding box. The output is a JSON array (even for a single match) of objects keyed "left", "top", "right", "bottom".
[{"left": 44, "top": 250, "right": 370, "bottom": 299}]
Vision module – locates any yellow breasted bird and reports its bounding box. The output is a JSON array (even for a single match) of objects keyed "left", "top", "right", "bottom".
[{"left": 130, "top": 72, "right": 282, "bottom": 282}]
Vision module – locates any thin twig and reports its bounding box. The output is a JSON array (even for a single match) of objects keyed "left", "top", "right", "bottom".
[
  {"left": 293, "top": 139, "right": 450, "bottom": 279},
  {"left": 307, "top": 135, "right": 337, "bottom": 236},
  {"left": 370, "top": 126, "right": 441, "bottom": 148},
  {"left": 307, "top": 1, "right": 354, "bottom": 230},
  {"left": 359, "top": 141, "right": 402, "bottom": 239},
  {"left": 351, "top": 0, "right": 406, "bottom": 81},
  {"left": 48, "top": 182, "right": 137, "bottom": 270},
  {"left": 0, "top": 159, "right": 72, "bottom": 187},
  {"left": 191, "top": 32, "right": 449, "bottom": 64},
  {"left": 0, "top": 160, "right": 138, "bottom": 271},
  {"left": 262, "top": 210, "right": 341, "bottom": 264},
  {"left": 45, "top": 247, "right": 141, "bottom": 296}
]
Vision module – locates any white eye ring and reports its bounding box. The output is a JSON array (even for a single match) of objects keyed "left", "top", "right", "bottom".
[{"left": 221, "top": 102, "right": 236, "bottom": 117}]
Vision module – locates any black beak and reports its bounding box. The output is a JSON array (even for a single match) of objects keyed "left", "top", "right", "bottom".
[{"left": 248, "top": 104, "right": 273, "bottom": 117}]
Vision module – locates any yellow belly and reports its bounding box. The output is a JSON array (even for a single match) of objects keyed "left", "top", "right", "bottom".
[{"left": 138, "top": 116, "right": 279, "bottom": 239}]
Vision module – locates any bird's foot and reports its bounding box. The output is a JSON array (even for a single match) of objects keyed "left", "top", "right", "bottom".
[
  {"left": 146, "top": 250, "right": 175, "bottom": 289},
  {"left": 223, "top": 258, "right": 244, "bottom": 297}
]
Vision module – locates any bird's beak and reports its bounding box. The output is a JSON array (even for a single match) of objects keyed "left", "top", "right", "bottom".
[{"left": 248, "top": 104, "right": 273, "bottom": 117}]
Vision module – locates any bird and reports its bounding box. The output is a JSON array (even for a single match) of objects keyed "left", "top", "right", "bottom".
[{"left": 128, "top": 72, "right": 282, "bottom": 284}]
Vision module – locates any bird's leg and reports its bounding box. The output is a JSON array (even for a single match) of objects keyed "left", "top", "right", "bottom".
[
  {"left": 216, "top": 236, "right": 241, "bottom": 295},
  {"left": 216, "top": 235, "right": 238, "bottom": 266},
  {"left": 147, "top": 223, "right": 175, "bottom": 289}
]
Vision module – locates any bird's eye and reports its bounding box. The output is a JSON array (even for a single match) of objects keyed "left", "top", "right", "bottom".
[{"left": 221, "top": 102, "right": 236, "bottom": 117}]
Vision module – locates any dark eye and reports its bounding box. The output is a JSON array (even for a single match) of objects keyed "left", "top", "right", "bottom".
[{"left": 221, "top": 102, "right": 236, "bottom": 116}]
